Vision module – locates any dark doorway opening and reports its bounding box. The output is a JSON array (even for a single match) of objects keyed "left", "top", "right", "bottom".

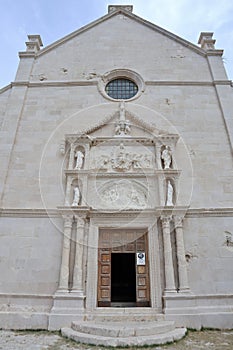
[{"left": 111, "top": 253, "right": 136, "bottom": 303}]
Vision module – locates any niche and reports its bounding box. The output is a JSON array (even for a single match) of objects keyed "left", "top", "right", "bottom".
[{"left": 73, "top": 146, "right": 85, "bottom": 170}]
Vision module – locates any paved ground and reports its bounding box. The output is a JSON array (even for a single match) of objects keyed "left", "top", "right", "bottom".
[{"left": 0, "top": 329, "right": 232, "bottom": 350}]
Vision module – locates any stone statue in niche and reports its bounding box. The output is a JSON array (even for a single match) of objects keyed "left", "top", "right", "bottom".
[
  {"left": 166, "top": 180, "right": 174, "bottom": 206},
  {"left": 72, "top": 186, "right": 80, "bottom": 206},
  {"left": 161, "top": 146, "right": 172, "bottom": 169},
  {"left": 74, "top": 150, "right": 84, "bottom": 170}
]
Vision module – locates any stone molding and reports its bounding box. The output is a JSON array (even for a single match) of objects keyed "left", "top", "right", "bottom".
[
  {"left": 1, "top": 207, "right": 233, "bottom": 218},
  {"left": 146, "top": 80, "right": 232, "bottom": 86},
  {"left": 1, "top": 80, "right": 230, "bottom": 94},
  {"left": 11, "top": 81, "right": 97, "bottom": 87},
  {"left": 0, "top": 292, "right": 232, "bottom": 300},
  {"left": 164, "top": 293, "right": 233, "bottom": 300},
  {"left": 0, "top": 293, "right": 53, "bottom": 299},
  {"left": 7, "top": 80, "right": 232, "bottom": 89}
]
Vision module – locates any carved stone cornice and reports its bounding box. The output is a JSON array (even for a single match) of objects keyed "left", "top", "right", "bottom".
[
  {"left": 88, "top": 171, "right": 156, "bottom": 178},
  {"left": 186, "top": 208, "right": 233, "bottom": 217},
  {"left": 146, "top": 80, "right": 232, "bottom": 86},
  {"left": 156, "top": 135, "right": 179, "bottom": 143},
  {"left": 64, "top": 169, "right": 181, "bottom": 178},
  {"left": 11, "top": 81, "right": 98, "bottom": 88},
  {"left": 90, "top": 208, "right": 157, "bottom": 219},
  {"left": 156, "top": 169, "right": 181, "bottom": 177},
  {"left": 90, "top": 136, "right": 154, "bottom": 146},
  {"left": 1, "top": 207, "right": 232, "bottom": 218},
  {"left": 0, "top": 208, "right": 58, "bottom": 218},
  {"left": 57, "top": 206, "right": 91, "bottom": 218},
  {"left": 65, "top": 170, "right": 90, "bottom": 175},
  {"left": 65, "top": 134, "right": 92, "bottom": 145},
  {"left": 10, "top": 80, "right": 231, "bottom": 89}
]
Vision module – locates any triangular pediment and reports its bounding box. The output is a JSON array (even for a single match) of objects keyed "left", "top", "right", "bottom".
[
  {"left": 37, "top": 7, "right": 205, "bottom": 58},
  {"left": 77, "top": 105, "right": 171, "bottom": 139}
]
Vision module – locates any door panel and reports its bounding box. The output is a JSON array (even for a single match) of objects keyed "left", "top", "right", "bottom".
[
  {"left": 98, "top": 230, "right": 150, "bottom": 307},
  {"left": 98, "top": 248, "right": 111, "bottom": 306}
]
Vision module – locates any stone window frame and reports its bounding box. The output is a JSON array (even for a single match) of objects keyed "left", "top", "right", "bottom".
[{"left": 98, "top": 69, "right": 145, "bottom": 102}]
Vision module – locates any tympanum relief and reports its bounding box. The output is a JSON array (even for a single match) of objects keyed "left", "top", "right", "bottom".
[
  {"left": 98, "top": 179, "right": 148, "bottom": 209},
  {"left": 94, "top": 142, "right": 154, "bottom": 172}
]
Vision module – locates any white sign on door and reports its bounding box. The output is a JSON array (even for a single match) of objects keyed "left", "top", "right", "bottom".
[{"left": 137, "top": 252, "right": 145, "bottom": 265}]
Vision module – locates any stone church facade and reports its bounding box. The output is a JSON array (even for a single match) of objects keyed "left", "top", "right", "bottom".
[{"left": 0, "top": 5, "right": 233, "bottom": 339}]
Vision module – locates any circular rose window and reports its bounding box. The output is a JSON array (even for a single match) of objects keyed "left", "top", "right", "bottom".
[
  {"left": 105, "top": 78, "right": 138, "bottom": 100},
  {"left": 98, "top": 69, "right": 145, "bottom": 101}
]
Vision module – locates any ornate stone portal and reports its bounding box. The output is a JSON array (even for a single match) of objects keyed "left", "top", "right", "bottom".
[{"left": 50, "top": 103, "right": 190, "bottom": 329}]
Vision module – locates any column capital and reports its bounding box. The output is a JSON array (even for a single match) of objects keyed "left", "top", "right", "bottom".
[
  {"left": 173, "top": 215, "right": 184, "bottom": 228},
  {"left": 75, "top": 215, "right": 86, "bottom": 228},
  {"left": 62, "top": 215, "right": 73, "bottom": 228},
  {"left": 160, "top": 215, "right": 172, "bottom": 228}
]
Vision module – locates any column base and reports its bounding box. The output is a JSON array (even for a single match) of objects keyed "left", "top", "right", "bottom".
[
  {"left": 55, "top": 289, "right": 70, "bottom": 295},
  {"left": 48, "top": 291, "right": 86, "bottom": 330},
  {"left": 164, "top": 289, "right": 177, "bottom": 296},
  {"left": 70, "top": 289, "right": 85, "bottom": 297},
  {"left": 178, "top": 287, "right": 192, "bottom": 294}
]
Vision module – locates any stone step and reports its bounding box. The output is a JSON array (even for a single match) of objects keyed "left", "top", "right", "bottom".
[
  {"left": 86, "top": 309, "right": 165, "bottom": 322},
  {"left": 71, "top": 320, "right": 175, "bottom": 337},
  {"left": 61, "top": 326, "right": 187, "bottom": 347}
]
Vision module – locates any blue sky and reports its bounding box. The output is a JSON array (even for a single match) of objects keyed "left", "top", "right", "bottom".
[{"left": 0, "top": 0, "right": 232, "bottom": 87}]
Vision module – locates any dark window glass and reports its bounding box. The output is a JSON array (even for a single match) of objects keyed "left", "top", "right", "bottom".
[{"left": 106, "top": 78, "right": 138, "bottom": 99}]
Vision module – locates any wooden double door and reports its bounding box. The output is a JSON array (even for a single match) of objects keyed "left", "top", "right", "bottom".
[{"left": 98, "top": 230, "right": 150, "bottom": 307}]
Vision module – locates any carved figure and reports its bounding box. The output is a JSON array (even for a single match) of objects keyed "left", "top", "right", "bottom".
[
  {"left": 98, "top": 155, "right": 110, "bottom": 170},
  {"left": 115, "top": 101, "right": 131, "bottom": 136},
  {"left": 132, "top": 154, "right": 142, "bottom": 169},
  {"left": 115, "top": 120, "right": 131, "bottom": 136},
  {"left": 161, "top": 146, "right": 172, "bottom": 169},
  {"left": 72, "top": 186, "right": 80, "bottom": 206},
  {"left": 75, "top": 150, "right": 84, "bottom": 170},
  {"left": 112, "top": 143, "right": 131, "bottom": 171},
  {"left": 143, "top": 155, "right": 151, "bottom": 168},
  {"left": 103, "top": 188, "right": 118, "bottom": 203},
  {"left": 166, "top": 181, "right": 174, "bottom": 206}
]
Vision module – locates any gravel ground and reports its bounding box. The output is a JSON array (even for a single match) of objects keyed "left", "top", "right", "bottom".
[{"left": 0, "top": 329, "right": 232, "bottom": 350}]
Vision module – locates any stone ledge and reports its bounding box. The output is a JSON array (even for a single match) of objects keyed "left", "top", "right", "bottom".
[{"left": 1, "top": 207, "right": 233, "bottom": 218}]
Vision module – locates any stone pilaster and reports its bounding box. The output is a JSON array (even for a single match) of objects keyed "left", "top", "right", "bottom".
[
  {"left": 71, "top": 215, "right": 85, "bottom": 295},
  {"left": 68, "top": 142, "right": 75, "bottom": 170},
  {"left": 161, "top": 215, "right": 176, "bottom": 293},
  {"left": 174, "top": 216, "right": 190, "bottom": 293},
  {"left": 57, "top": 216, "right": 73, "bottom": 292}
]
